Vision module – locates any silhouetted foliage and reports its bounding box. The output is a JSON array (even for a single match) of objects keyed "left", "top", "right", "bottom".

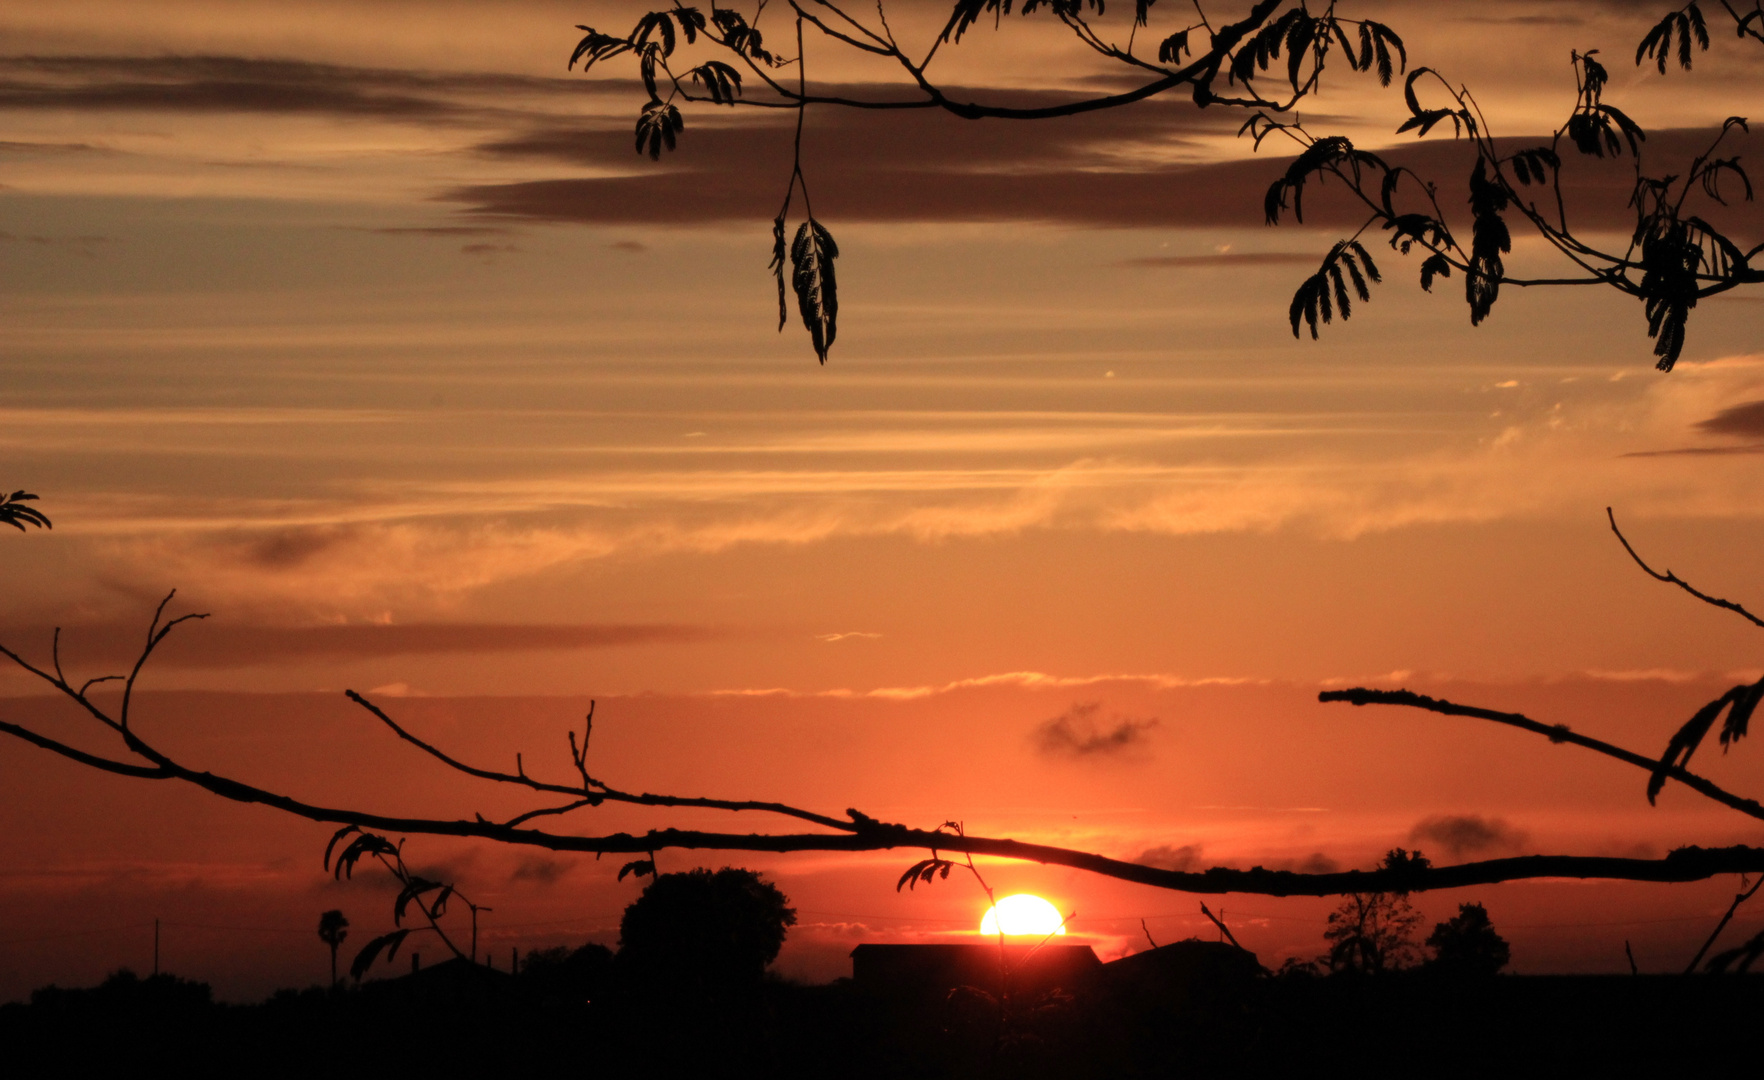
[
  {"left": 323, "top": 824, "right": 489, "bottom": 979},
  {"left": 617, "top": 867, "right": 796, "bottom": 992},
  {"left": 564, "top": 1, "right": 1760, "bottom": 367},
  {"left": 1424, "top": 902, "right": 1510, "bottom": 976},
  {"left": 0, "top": 490, "right": 49, "bottom": 532},
  {"left": 569, "top": 0, "right": 1413, "bottom": 363}
]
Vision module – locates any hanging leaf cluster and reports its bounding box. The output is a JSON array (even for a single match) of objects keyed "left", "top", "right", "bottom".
[
  {"left": 942, "top": 0, "right": 1110, "bottom": 44},
  {"left": 325, "top": 825, "right": 399, "bottom": 879},
  {"left": 1377, "top": 197, "right": 1455, "bottom": 293},
  {"left": 789, "top": 218, "right": 840, "bottom": 364},
  {"left": 1628, "top": 117, "right": 1752, "bottom": 368},
  {"left": 1262, "top": 136, "right": 1388, "bottom": 225},
  {"left": 711, "top": 9, "right": 779, "bottom": 66},
  {"left": 0, "top": 490, "right": 50, "bottom": 532},
  {"left": 1636, "top": 3, "right": 1710, "bottom": 73},
  {"left": 349, "top": 929, "right": 413, "bottom": 981},
  {"left": 571, "top": 7, "right": 706, "bottom": 71},
  {"left": 687, "top": 60, "right": 743, "bottom": 104},
  {"left": 1289, "top": 240, "right": 1380, "bottom": 339},
  {"left": 1566, "top": 52, "right": 1645, "bottom": 158},
  {"left": 897, "top": 856, "right": 955, "bottom": 890},
  {"left": 1648, "top": 677, "right": 1764, "bottom": 803},
  {"left": 635, "top": 99, "right": 684, "bottom": 160},
  {"left": 394, "top": 876, "right": 455, "bottom": 926},
  {"left": 1228, "top": 10, "right": 1404, "bottom": 91},
  {"left": 1465, "top": 158, "right": 1509, "bottom": 325},
  {"left": 1507, "top": 146, "right": 1560, "bottom": 186},
  {"left": 573, "top": 8, "right": 709, "bottom": 159},
  {"left": 1157, "top": 28, "right": 1189, "bottom": 63}
]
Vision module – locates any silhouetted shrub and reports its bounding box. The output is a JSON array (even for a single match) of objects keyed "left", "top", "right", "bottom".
[
  {"left": 1425, "top": 902, "right": 1511, "bottom": 976},
  {"left": 617, "top": 867, "right": 796, "bottom": 993}
]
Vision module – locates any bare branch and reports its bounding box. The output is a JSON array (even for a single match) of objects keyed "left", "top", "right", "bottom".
[
  {"left": 11, "top": 601, "right": 1764, "bottom": 906},
  {"left": 345, "top": 689, "right": 854, "bottom": 831},
  {"left": 1319, "top": 687, "right": 1764, "bottom": 822},
  {"left": 1608, "top": 507, "right": 1764, "bottom": 629},
  {"left": 0, "top": 718, "right": 166, "bottom": 780}
]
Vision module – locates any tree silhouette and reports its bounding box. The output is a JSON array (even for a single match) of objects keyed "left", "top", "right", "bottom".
[
  {"left": 1321, "top": 850, "right": 1425, "bottom": 975},
  {"left": 566, "top": 1, "right": 1761, "bottom": 367},
  {"left": 317, "top": 909, "right": 349, "bottom": 987},
  {"left": 617, "top": 867, "right": 797, "bottom": 992},
  {"left": 1424, "top": 902, "right": 1510, "bottom": 977}
]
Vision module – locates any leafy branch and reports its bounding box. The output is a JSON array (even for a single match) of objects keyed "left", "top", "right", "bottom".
[
  {"left": 1250, "top": 38, "right": 1758, "bottom": 368},
  {"left": 568, "top": 0, "right": 1406, "bottom": 361}
]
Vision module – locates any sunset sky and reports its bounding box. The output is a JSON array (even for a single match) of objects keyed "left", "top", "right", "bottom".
[{"left": 3, "top": 0, "right": 1764, "bottom": 1000}]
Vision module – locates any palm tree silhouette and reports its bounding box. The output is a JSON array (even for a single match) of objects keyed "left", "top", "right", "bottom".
[{"left": 318, "top": 909, "right": 349, "bottom": 987}]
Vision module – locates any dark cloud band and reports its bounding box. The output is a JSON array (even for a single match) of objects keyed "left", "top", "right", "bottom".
[{"left": 0, "top": 621, "right": 722, "bottom": 669}]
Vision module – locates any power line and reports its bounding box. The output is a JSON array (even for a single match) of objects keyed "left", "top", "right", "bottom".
[{"left": 0, "top": 922, "right": 152, "bottom": 948}]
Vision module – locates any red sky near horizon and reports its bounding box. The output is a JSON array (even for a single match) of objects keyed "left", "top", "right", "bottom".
[{"left": 3, "top": 0, "right": 1764, "bottom": 1001}]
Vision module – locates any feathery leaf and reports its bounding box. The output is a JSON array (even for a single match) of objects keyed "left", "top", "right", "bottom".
[{"left": 790, "top": 218, "right": 840, "bottom": 363}]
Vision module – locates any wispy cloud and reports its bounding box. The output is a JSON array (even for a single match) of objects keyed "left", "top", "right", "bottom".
[
  {"left": 1118, "top": 252, "right": 1318, "bottom": 269},
  {"left": 0, "top": 619, "right": 722, "bottom": 669},
  {"left": 710, "top": 671, "right": 1258, "bottom": 700}
]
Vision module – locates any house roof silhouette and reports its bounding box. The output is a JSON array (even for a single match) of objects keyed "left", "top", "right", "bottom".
[{"left": 851, "top": 943, "right": 1101, "bottom": 997}]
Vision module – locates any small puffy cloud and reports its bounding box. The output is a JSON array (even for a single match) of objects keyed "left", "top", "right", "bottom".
[
  {"left": 1408, "top": 814, "right": 1529, "bottom": 859},
  {"left": 1032, "top": 701, "right": 1159, "bottom": 760},
  {"left": 1261, "top": 852, "right": 1340, "bottom": 875},
  {"left": 1135, "top": 843, "right": 1202, "bottom": 872},
  {"left": 510, "top": 857, "right": 570, "bottom": 886}
]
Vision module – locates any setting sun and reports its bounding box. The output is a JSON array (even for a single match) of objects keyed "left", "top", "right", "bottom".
[{"left": 979, "top": 894, "right": 1067, "bottom": 937}]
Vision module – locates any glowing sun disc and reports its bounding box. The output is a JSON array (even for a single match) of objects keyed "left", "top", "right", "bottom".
[{"left": 979, "top": 894, "right": 1066, "bottom": 936}]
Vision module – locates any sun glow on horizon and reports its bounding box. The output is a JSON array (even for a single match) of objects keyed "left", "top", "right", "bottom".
[{"left": 979, "top": 894, "right": 1067, "bottom": 937}]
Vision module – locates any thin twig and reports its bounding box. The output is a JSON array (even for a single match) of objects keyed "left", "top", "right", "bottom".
[
  {"left": 1608, "top": 507, "right": 1764, "bottom": 629},
  {"left": 1686, "top": 873, "right": 1764, "bottom": 973}
]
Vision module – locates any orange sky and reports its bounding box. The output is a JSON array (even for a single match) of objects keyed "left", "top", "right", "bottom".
[{"left": 2, "top": 0, "right": 1763, "bottom": 999}]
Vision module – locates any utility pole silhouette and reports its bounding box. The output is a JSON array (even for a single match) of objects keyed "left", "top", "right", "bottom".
[{"left": 153, "top": 918, "right": 159, "bottom": 976}]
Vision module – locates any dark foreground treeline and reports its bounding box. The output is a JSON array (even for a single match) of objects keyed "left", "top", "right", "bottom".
[{"left": 7, "top": 951, "right": 1764, "bottom": 1079}]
